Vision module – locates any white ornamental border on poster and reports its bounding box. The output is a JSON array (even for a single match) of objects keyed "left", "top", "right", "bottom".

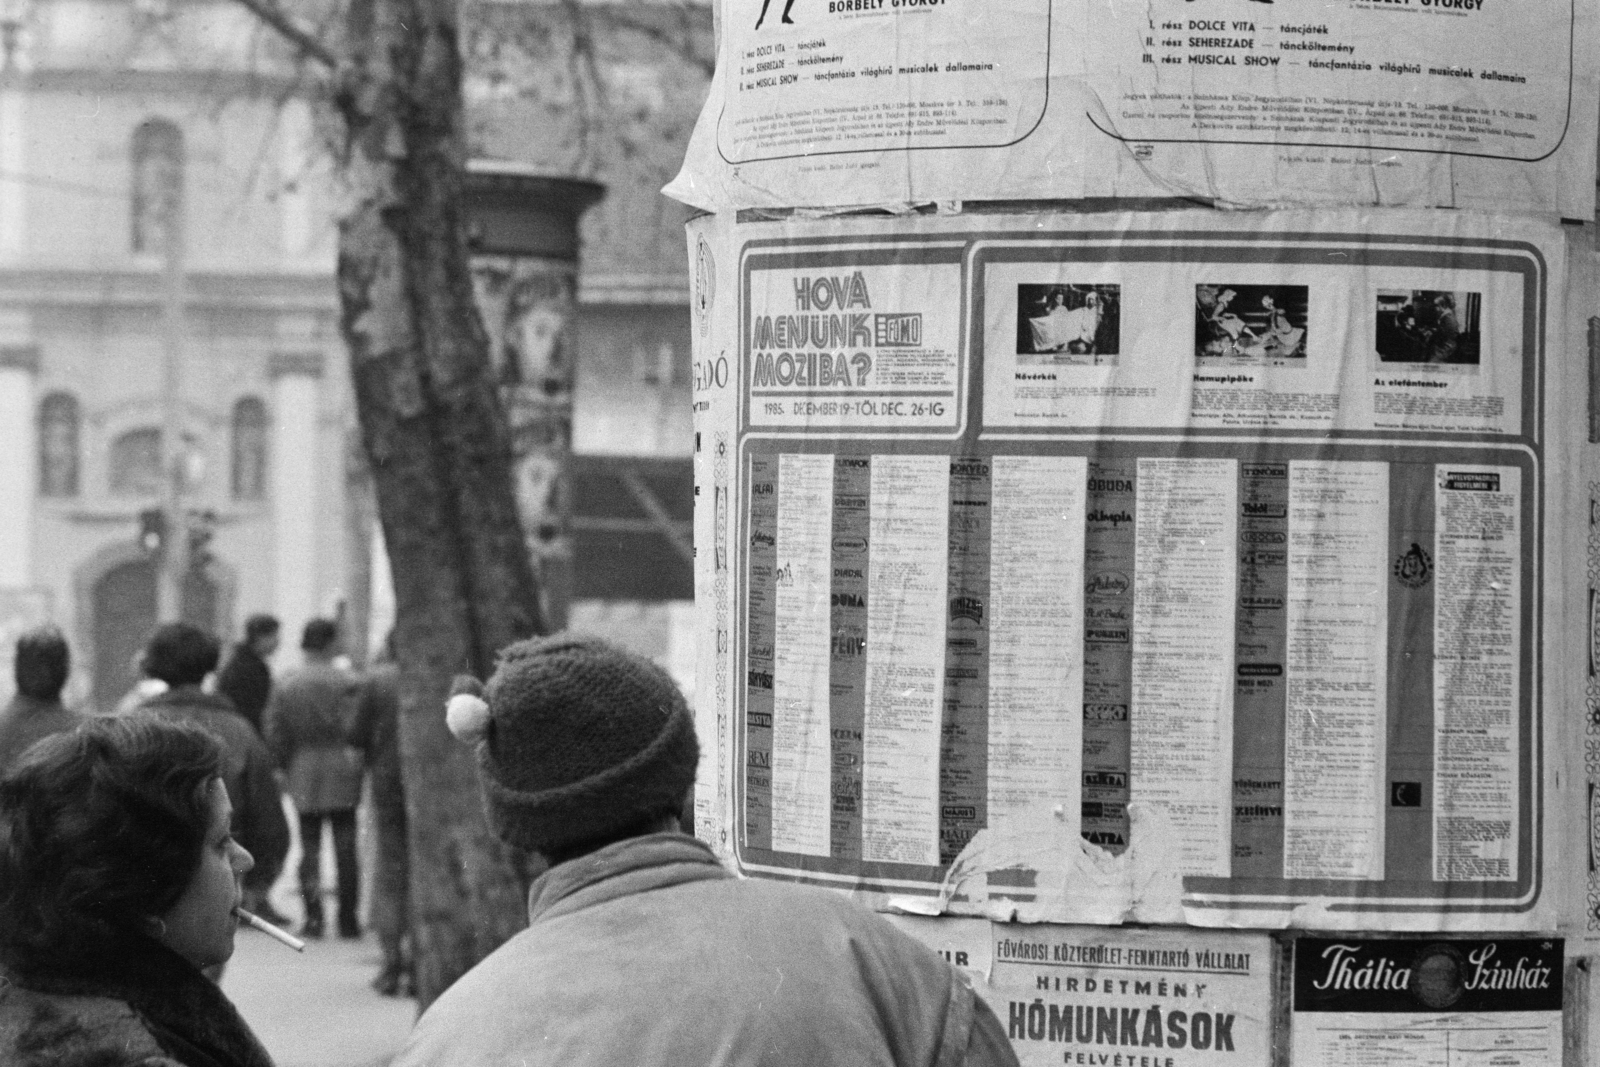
[{"left": 691, "top": 222, "right": 740, "bottom": 860}]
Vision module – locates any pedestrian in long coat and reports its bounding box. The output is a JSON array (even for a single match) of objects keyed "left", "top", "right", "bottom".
[{"left": 264, "top": 618, "right": 366, "bottom": 939}]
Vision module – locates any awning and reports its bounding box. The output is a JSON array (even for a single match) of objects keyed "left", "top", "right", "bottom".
[{"left": 569, "top": 454, "right": 693, "bottom": 601}]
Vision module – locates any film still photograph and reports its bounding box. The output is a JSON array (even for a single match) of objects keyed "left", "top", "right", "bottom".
[
  {"left": 1375, "top": 289, "right": 1481, "bottom": 366},
  {"left": 1016, "top": 283, "right": 1121, "bottom": 366},
  {"left": 1195, "top": 284, "right": 1308, "bottom": 366}
]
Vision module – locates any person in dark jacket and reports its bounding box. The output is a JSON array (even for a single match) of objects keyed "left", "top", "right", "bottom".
[
  {"left": 349, "top": 634, "right": 409, "bottom": 994},
  {"left": 0, "top": 715, "right": 274, "bottom": 1067},
  {"left": 264, "top": 619, "right": 366, "bottom": 939},
  {"left": 391, "top": 633, "right": 1017, "bottom": 1067},
  {"left": 127, "top": 623, "right": 290, "bottom": 935},
  {"left": 0, "top": 625, "right": 85, "bottom": 772},
  {"left": 216, "top": 615, "right": 280, "bottom": 735}
]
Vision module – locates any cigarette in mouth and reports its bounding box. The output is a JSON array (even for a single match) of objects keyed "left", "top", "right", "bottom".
[{"left": 234, "top": 907, "right": 307, "bottom": 952}]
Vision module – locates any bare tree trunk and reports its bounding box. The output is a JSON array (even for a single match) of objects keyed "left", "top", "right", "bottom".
[{"left": 332, "top": 0, "right": 543, "bottom": 1008}]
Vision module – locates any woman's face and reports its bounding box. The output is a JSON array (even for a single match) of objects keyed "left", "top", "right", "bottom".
[{"left": 156, "top": 778, "right": 253, "bottom": 970}]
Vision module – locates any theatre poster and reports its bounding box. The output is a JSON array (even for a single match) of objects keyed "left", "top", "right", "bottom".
[
  {"left": 668, "top": 0, "right": 1598, "bottom": 216},
  {"left": 1291, "top": 936, "right": 1564, "bottom": 1067}
]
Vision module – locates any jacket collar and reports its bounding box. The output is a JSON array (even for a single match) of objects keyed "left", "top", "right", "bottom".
[
  {"left": 526, "top": 832, "right": 730, "bottom": 925},
  {"left": 14, "top": 934, "right": 273, "bottom": 1067},
  {"left": 4, "top": 693, "right": 63, "bottom": 717},
  {"left": 142, "top": 687, "right": 237, "bottom": 715}
]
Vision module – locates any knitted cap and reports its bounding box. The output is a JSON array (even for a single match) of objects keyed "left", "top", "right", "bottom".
[{"left": 470, "top": 633, "right": 698, "bottom": 853}]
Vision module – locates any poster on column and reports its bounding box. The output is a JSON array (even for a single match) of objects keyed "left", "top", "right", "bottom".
[
  {"left": 1291, "top": 937, "right": 1564, "bottom": 1067},
  {"left": 989, "top": 926, "right": 1272, "bottom": 1067},
  {"left": 667, "top": 0, "right": 1599, "bottom": 215},
  {"left": 883, "top": 916, "right": 1274, "bottom": 1067},
  {"left": 689, "top": 223, "right": 739, "bottom": 860},
  {"left": 686, "top": 206, "right": 1570, "bottom": 931}
]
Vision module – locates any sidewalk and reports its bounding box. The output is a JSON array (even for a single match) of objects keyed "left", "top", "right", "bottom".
[
  {"left": 221, "top": 798, "right": 416, "bottom": 1067},
  {"left": 222, "top": 925, "right": 416, "bottom": 1067}
]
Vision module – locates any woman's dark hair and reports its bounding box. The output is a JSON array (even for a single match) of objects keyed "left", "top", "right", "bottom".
[{"left": 0, "top": 716, "right": 221, "bottom": 977}]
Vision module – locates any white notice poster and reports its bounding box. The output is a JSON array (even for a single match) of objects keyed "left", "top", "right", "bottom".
[
  {"left": 987, "top": 456, "right": 1087, "bottom": 825},
  {"left": 1283, "top": 461, "right": 1389, "bottom": 881},
  {"left": 993, "top": 926, "right": 1274, "bottom": 1067},
  {"left": 1433, "top": 464, "right": 1521, "bottom": 882},
  {"left": 772, "top": 452, "right": 834, "bottom": 856},
  {"left": 669, "top": 0, "right": 1599, "bottom": 215},
  {"left": 862, "top": 455, "right": 949, "bottom": 865},
  {"left": 1131, "top": 457, "right": 1238, "bottom": 877}
]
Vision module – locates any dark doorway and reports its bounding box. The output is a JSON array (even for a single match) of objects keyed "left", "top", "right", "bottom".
[{"left": 92, "top": 558, "right": 218, "bottom": 714}]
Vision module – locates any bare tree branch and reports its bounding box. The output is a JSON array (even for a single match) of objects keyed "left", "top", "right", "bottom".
[
  {"left": 608, "top": 7, "right": 714, "bottom": 79},
  {"left": 229, "top": 0, "right": 341, "bottom": 70},
  {"left": 556, "top": 0, "right": 606, "bottom": 174}
]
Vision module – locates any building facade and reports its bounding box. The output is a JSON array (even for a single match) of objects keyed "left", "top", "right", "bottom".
[
  {"left": 0, "top": 0, "right": 708, "bottom": 708},
  {"left": 0, "top": 0, "right": 345, "bottom": 710}
]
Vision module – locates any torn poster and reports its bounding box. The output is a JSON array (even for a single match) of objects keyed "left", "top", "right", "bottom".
[
  {"left": 686, "top": 206, "right": 1571, "bottom": 930},
  {"left": 886, "top": 917, "right": 1274, "bottom": 1066},
  {"left": 666, "top": 0, "right": 1598, "bottom": 216}
]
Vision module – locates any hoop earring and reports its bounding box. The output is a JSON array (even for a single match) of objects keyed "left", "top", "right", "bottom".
[{"left": 145, "top": 916, "right": 167, "bottom": 940}]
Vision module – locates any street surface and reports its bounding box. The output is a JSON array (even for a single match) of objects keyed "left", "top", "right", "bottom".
[
  {"left": 223, "top": 922, "right": 415, "bottom": 1067},
  {"left": 220, "top": 799, "right": 416, "bottom": 1067}
]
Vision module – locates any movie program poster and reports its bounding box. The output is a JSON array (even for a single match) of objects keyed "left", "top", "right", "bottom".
[{"left": 686, "top": 206, "right": 1578, "bottom": 933}]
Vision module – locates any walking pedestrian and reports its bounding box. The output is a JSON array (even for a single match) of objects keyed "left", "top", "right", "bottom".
[
  {"left": 264, "top": 619, "right": 366, "bottom": 939},
  {"left": 350, "top": 632, "right": 410, "bottom": 994},
  {"left": 217, "top": 614, "right": 281, "bottom": 735},
  {"left": 390, "top": 633, "right": 1016, "bottom": 1067},
  {"left": 0, "top": 715, "right": 274, "bottom": 1067},
  {"left": 126, "top": 623, "right": 291, "bottom": 940},
  {"left": 214, "top": 614, "right": 292, "bottom": 924},
  {"left": 0, "top": 624, "right": 84, "bottom": 772},
  {"left": 111, "top": 645, "right": 168, "bottom": 716}
]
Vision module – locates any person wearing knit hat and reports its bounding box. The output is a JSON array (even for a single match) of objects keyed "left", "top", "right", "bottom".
[
  {"left": 459, "top": 632, "right": 700, "bottom": 856},
  {"left": 393, "top": 632, "right": 1017, "bottom": 1067}
]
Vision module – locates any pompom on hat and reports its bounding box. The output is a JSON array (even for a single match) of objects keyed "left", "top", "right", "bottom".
[{"left": 451, "top": 632, "right": 699, "bottom": 854}]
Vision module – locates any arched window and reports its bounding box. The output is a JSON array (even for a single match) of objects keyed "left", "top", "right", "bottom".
[
  {"left": 110, "top": 427, "right": 164, "bottom": 497},
  {"left": 37, "top": 392, "right": 79, "bottom": 497},
  {"left": 231, "top": 397, "right": 267, "bottom": 500},
  {"left": 130, "top": 119, "right": 183, "bottom": 257}
]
